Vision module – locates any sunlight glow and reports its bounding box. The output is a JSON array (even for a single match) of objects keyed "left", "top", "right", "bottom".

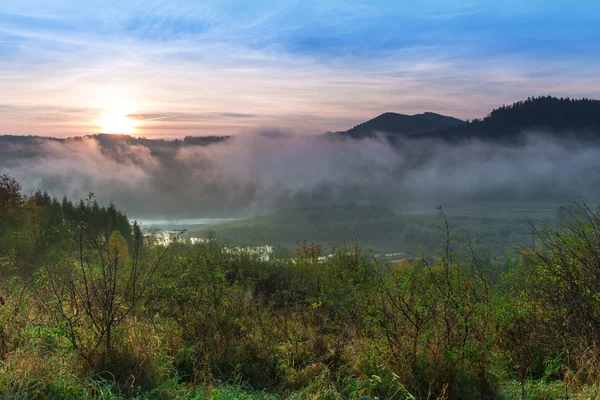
[{"left": 93, "top": 110, "right": 139, "bottom": 135}]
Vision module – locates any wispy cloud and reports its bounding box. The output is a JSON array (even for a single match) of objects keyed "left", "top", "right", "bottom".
[{"left": 0, "top": 0, "right": 599, "bottom": 137}]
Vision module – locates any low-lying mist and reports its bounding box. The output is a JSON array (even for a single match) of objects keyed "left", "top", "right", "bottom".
[{"left": 1, "top": 131, "right": 598, "bottom": 219}]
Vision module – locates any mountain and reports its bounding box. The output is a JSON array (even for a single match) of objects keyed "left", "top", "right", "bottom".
[
  {"left": 422, "top": 96, "right": 600, "bottom": 142},
  {"left": 335, "top": 112, "right": 464, "bottom": 138},
  {"left": 333, "top": 96, "right": 600, "bottom": 142},
  {"left": 417, "top": 96, "right": 600, "bottom": 143}
]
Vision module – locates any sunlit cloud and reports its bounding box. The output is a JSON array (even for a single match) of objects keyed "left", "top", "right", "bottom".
[{"left": 0, "top": 0, "right": 599, "bottom": 137}]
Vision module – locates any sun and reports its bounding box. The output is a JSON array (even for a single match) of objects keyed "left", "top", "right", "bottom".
[{"left": 93, "top": 110, "right": 139, "bottom": 135}]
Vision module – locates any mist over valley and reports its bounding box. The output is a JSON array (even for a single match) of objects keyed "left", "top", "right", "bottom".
[{"left": 3, "top": 97, "right": 599, "bottom": 225}]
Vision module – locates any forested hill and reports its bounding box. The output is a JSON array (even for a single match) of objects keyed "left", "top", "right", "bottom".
[
  {"left": 335, "top": 112, "right": 464, "bottom": 138},
  {"left": 333, "top": 96, "right": 600, "bottom": 142},
  {"left": 0, "top": 134, "right": 231, "bottom": 162},
  {"left": 0, "top": 134, "right": 230, "bottom": 146},
  {"left": 424, "top": 96, "right": 600, "bottom": 141}
]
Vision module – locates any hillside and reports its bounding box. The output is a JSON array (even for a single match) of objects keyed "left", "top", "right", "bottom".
[
  {"left": 336, "top": 112, "right": 464, "bottom": 138},
  {"left": 425, "top": 96, "right": 600, "bottom": 141},
  {"left": 191, "top": 203, "right": 547, "bottom": 255},
  {"left": 332, "top": 96, "right": 600, "bottom": 142}
]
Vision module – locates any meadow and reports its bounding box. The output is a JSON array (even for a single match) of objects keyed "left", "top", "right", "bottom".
[
  {"left": 2, "top": 175, "right": 600, "bottom": 399},
  {"left": 190, "top": 202, "right": 568, "bottom": 259}
]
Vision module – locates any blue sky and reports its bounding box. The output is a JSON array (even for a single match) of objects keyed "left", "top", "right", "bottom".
[{"left": 1, "top": 0, "right": 599, "bottom": 136}]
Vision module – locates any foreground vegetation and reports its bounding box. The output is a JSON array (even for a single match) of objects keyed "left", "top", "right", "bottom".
[{"left": 3, "top": 174, "right": 600, "bottom": 399}]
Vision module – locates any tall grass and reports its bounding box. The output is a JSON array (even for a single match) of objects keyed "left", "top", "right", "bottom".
[{"left": 5, "top": 199, "right": 600, "bottom": 398}]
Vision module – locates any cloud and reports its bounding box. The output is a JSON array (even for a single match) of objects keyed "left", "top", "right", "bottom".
[
  {"left": 1, "top": 137, "right": 158, "bottom": 201},
  {"left": 128, "top": 112, "right": 257, "bottom": 122},
  {"left": 1, "top": 132, "right": 599, "bottom": 219},
  {"left": 1, "top": 0, "right": 600, "bottom": 137}
]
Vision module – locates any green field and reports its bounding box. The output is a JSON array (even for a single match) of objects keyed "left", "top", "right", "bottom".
[
  {"left": 190, "top": 202, "right": 572, "bottom": 257},
  {"left": 6, "top": 179, "right": 600, "bottom": 399}
]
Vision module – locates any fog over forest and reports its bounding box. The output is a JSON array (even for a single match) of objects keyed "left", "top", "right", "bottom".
[{"left": 0, "top": 131, "right": 596, "bottom": 219}]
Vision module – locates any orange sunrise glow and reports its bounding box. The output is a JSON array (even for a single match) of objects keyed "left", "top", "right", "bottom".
[{"left": 93, "top": 111, "right": 139, "bottom": 135}]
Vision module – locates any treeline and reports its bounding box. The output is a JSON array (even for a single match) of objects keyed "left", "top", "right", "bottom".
[
  {"left": 3, "top": 175, "right": 600, "bottom": 398},
  {"left": 429, "top": 96, "right": 600, "bottom": 141},
  {"left": 89, "top": 133, "right": 231, "bottom": 148},
  {"left": 0, "top": 134, "right": 232, "bottom": 167},
  {"left": 0, "top": 175, "right": 133, "bottom": 273}
]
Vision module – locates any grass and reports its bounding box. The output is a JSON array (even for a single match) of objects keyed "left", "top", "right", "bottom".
[
  {"left": 499, "top": 379, "right": 600, "bottom": 400},
  {"left": 6, "top": 195, "right": 600, "bottom": 400}
]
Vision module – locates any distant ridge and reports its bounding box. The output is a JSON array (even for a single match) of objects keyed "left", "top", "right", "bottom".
[
  {"left": 424, "top": 96, "right": 600, "bottom": 141},
  {"left": 0, "top": 134, "right": 232, "bottom": 162},
  {"left": 4, "top": 96, "right": 600, "bottom": 145},
  {"left": 335, "top": 112, "right": 464, "bottom": 138},
  {"left": 0, "top": 133, "right": 231, "bottom": 147},
  {"left": 333, "top": 96, "right": 600, "bottom": 142}
]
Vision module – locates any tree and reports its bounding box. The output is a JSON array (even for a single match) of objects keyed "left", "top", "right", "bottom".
[
  {"left": 372, "top": 208, "right": 497, "bottom": 397},
  {"left": 0, "top": 174, "right": 23, "bottom": 223},
  {"left": 528, "top": 202, "right": 600, "bottom": 347},
  {"left": 40, "top": 194, "right": 176, "bottom": 366}
]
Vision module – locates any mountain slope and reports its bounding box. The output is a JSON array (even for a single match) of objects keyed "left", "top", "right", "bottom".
[
  {"left": 334, "top": 96, "right": 600, "bottom": 142},
  {"left": 337, "top": 112, "right": 464, "bottom": 138},
  {"left": 425, "top": 96, "right": 600, "bottom": 141}
]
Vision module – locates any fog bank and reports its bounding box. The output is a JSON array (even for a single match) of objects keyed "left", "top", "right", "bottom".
[{"left": 1, "top": 132, "right": 598, "bottom": 218}]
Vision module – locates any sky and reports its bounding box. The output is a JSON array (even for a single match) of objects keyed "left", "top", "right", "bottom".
[{"left": 0, "top": 0, "right": 599, "bottom": 137}]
